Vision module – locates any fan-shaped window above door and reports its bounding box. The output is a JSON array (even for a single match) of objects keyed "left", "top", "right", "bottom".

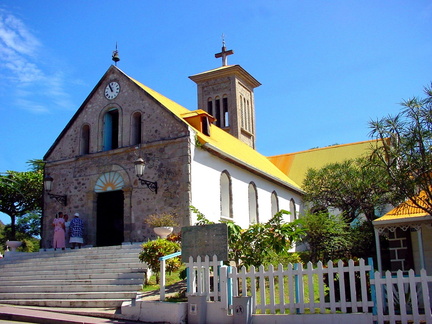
[{"left": 95, "top": 172, "right": 125, "bottom": 193}]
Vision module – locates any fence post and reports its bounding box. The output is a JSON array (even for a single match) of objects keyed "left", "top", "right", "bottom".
[
  {"left": 294, "top": 263, "right": 300, "bottom": 314},
  {"left": 368, "top": 257, "right": 377, "bottom": 316},
  {"left": 186, "top": 266, "right": 190, "bottom": 294},
  {"left": 160, "top": 258, "right": 166, "bottom": 301},
  {"left": 216, "top": 259, "right": 223, "bottom": 301},
  {"left": 227, "top": 266, "right": 233, "bottom": 312}
]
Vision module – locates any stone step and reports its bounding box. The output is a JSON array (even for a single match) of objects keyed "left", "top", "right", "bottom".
[
  {"left": 0, "top": 244, "right": 147, "bottom": 308},
  {"left": 0, "top": 298, "right": 131, "bottom": 308},
  {"left": 0, "top": 271, "right": 145, "bottom": 281},
  {"left": 1, "top": 249, "right": 142, "bottom": 263},
  {"left": 0, "top": 278, "right": 143, "bottom": 287},
  {"left": 0, "top": 268, "right": 145, "bottom": 279},
  {"left": 0, "top": 283, "right": 142, "bottom": 293},
  {"left": 0, "top": 290, "right": 138, "bottom": 301},
  {"left": 0, "top": 261, "right": 145, "bottom": 272},
  {"left": 1, "top": 252, "right": 141, "bottom": 261},
  {"left": 1, "top": 245, "right": 143, "bottom": 261}
]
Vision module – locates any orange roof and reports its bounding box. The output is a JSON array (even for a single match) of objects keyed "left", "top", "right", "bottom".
[
  {"left": 373, "top": 190, "right": 431, "bottom": 226},
  {"left": 268, "top": 140, "right": 381, "bottom": 187}
]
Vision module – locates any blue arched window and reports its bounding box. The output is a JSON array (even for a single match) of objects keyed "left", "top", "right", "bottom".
[{"left": 103, "top": 108, "right": 119, "bottom": 151}]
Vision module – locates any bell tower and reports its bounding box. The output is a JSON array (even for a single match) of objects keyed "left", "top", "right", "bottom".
[{"left": 189, "top": 42, "right": 261, "bottom": 149}]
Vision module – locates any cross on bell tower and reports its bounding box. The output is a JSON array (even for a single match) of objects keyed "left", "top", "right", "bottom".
[
  {"left": 215, "top": 36, "right": 234, "bottom": 66},
  {"left": 190, "top": 37, "right": 261, "bottom": 149}
]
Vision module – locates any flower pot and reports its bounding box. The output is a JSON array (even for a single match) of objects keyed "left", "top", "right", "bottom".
[
  {"left": 153, "top": 227, "right": 173, "bottom": 239},
  {"left": 6, "top": 240, "right": 22, "bottom": 252}
]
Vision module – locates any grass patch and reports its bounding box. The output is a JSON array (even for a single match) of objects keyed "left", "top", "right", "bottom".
[{"left": 142, "top": 265, "right": 185, "bottom": 293}]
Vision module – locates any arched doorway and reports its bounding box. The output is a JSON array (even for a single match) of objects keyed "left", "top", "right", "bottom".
[{"left": 95, "top": 172, "right": 125, "bottom": 246}]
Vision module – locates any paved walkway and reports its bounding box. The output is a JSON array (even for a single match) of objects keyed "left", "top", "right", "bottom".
[{"left": 0, "top": 304, "right": 148, "bottom": 324}]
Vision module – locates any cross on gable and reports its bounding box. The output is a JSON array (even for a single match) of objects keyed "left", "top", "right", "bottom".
[{"left": 215, "top": 45, "right": 234, "bottom": 66}]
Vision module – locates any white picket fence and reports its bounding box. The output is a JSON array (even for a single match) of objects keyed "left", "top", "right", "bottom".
[
  {"left": 186, "top": 255, "right": 432, "bottom": 323},
  {"left": 372, "top": 269, "right": 432, "bottom": 324}
]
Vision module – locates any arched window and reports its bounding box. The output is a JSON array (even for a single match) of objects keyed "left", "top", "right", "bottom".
[
  {"left": 131, "top": 112, "right": 142, "bottom": 145},
  {"left": 220, "top": 171, "right": 232, "bottom": 219},
  {"left": 80, "top": 124, "right": 90, "bottom": 155},
  {"left": 222, "top": 95, "right": 229, "bottom": 127},
  {"left": 240, "top": 95, "right": 245, "bottom": 128},
  {"left": 271, "top": 191, "right": 279, "bottom": 217},
  {"left": 215, "top": 96, "right": 221, "bottom": 128},
  {"left": 247, "top": 99, "right": 252, "bottom": 132},
  {"left": 248, "top": 182, "right": 258, "bottom": 224},
  {"left": 207, "top": 97, "right": 213, "bottom": 118},
  {"left": 290, "top": 198, "right": 297, "bottom": 221},
  {"left": 244, "top": 97, "right": 249, "bottom": 131},
  {"left": 103, "top": 108, "right": 119, "bottom": 151}
]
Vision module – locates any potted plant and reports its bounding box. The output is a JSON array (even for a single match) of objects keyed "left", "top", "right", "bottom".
[{"left": 145, "top": 213, "right": 179, "bottom": 239}]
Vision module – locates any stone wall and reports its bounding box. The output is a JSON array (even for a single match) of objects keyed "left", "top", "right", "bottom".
[
  {"left": 42, "top": 66, "right": 192, "bottom": 248},
  {"left": 388, "top": 228, "right": 414, "bottom": 274}
]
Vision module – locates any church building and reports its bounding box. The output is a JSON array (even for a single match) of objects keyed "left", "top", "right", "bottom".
[{"left": 41, "top": 45, "right": 303, "bottom": 248}]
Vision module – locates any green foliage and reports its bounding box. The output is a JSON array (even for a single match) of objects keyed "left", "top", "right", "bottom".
[
  {"left": 348, "top": 221, "right": 375, "bottom": 260},
  {"left": 298, "top": 211, "right": 350, "bottom": 263},
  {"left": 0, "top": 168, "right": 43, "bottom": 240},
  {"left": 0, "top": 222, "right": 5, "bottom": 254},
  {"left": 234, "top": 211, "right": 304, "bottom": 268},
  {"left": 18, "top": 237, "right": 40, "bottom": 252},
  {"left": 139, "top": 238, "right": 181, "bottom": 284},
  {"left": 27, "top": 159, "right": 45, "bottom": 172},
  {"left": 190, "top": 205, "right": 212, "bottom": 226},
  {"left": 265, "top": 251, "right": 305, "bottom": 266},
  {"left": 0, "top": 221, "right": 40, "bottom": 253},
  {"left": 16, "top": 212, "right": 41, "bottom": 238},
  {"left": 303, "top": 156, "right": 396, "bottom": 222},
  {"left": 297, "top": 211, "right": 375, "bottom": 263},
  {"left": 190, "top": 206, "right": 304, "bottom": 268},
  {"left": 369, "top": 83, "right": 432, "bottom": 214}
]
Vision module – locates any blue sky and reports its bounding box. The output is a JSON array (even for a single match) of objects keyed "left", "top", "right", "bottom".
[{"left": 0, "top": 1, "right": 431, "bottom": 224}]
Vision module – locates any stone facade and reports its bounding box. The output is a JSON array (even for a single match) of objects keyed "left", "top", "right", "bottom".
[
  {"left": 387, "top": 228, "right": 414, "bottom": 274},
  {"left": 42, "top": 66, "right": 192, "bottom": 248},
  {"left": 189, "top": 65, "right": 261, "bottom": 149}
]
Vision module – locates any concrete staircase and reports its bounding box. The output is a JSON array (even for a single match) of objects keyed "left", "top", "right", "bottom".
[{"left": 0, "top": 244, "right": 147, "bottom": 308}]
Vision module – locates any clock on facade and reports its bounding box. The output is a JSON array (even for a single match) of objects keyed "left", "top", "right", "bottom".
[{"left": 104, "top": 81, "right": 120, "bottom": 100}]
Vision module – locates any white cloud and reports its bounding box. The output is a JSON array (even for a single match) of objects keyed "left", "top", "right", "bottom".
[
  {"left": 0, "top": 11, "right": 40, "bottom": 55},
  {"left": 0, "top": 9, "right": 72, "bottom": 113}
]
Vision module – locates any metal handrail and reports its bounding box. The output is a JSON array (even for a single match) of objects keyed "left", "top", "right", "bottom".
[{"left": 159, "top": 251, "right": 182, "bottom": 300}]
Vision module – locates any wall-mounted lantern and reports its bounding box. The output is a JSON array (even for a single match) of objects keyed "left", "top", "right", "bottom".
[
  {"left": 134, "top": 158, "right": 158, "bottom": 194},
  {"left": 44, "top": 174, "right": 67, "bottom": 206}
]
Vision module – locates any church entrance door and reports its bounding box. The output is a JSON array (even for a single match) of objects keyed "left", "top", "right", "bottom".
[{"left": 96, "top": 190, "right": 124, "bottom": 246}]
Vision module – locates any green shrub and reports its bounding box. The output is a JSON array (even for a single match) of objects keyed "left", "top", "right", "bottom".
[
  {"left": 267, "top": 251, "right": 305, "bottom": 266},
  {"left": 139, "top": 238, "right": 181, "bottom": 284}
]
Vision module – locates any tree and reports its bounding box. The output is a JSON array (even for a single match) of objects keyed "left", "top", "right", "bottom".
[
  {"left": 16, "top": 212, "right": 41, "bottom": 238},
  {"left": 191, "top": 206, "right": 304, "bottom": 268},
  {"left": 297, "top": 211, "right": 350, "bottom": 263},
  {"left": 138, "top": 238, "right": 181, "bottom": 284},
  {"left": 302, "top": 156, "right": 397, "bottom": 222},
  {"left": 0, "top": 163, "right": 43, "bottom": 240},
  {"left": 297, "top": 211, "right": 375, "bottom": 263},
  {"left": 369, "top": 83, "right": 432, "bottom": 214}
]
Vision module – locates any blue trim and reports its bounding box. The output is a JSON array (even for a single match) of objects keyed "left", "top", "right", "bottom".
[
  {"left": 294, "top": 263, "right": 300, "bottom": 314},
  {"left": 227, "top": 266, "right": 233, "bottom": 308},
  {"left": 159, "top": 251, "right": 181, "bottom": 261},
  {"left": 368, "top": 257, "right": 378, "bottom": 317}
]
